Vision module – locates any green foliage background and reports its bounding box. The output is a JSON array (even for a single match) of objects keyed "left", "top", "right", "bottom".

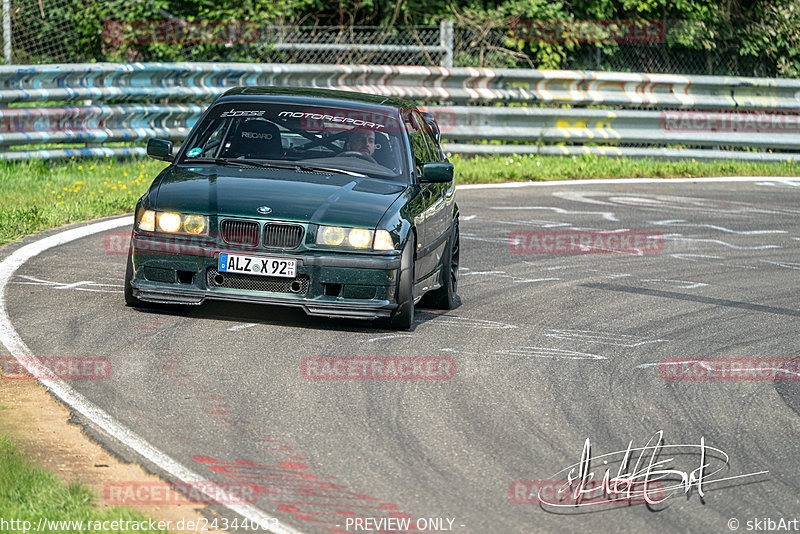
[{"left": 10, "top": 0, "right": 800, "bottom": 76}]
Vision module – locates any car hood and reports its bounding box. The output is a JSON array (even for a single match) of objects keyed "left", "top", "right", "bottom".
[{"left": 153, "top": 166, "right": 407, "bottom": 227}]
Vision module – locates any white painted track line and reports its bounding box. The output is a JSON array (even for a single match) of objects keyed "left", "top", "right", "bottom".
[
  {"left": 0, "top": 215, "right": 303, "bottom": 534},
  {"left": 456, "top": 175, "right": 800, "bottom": 189}
]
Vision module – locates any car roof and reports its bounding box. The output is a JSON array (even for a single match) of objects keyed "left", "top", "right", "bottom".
[{"left": 217, "top": 87, "right": 418, "bottom": 112}]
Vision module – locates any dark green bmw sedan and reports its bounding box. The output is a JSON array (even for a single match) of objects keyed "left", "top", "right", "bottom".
[{"left": 125, "top": 87, "right": 459, "bottom": 330}]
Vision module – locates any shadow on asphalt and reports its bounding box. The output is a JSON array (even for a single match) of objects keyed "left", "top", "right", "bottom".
[
  {"left": 583, "top": 283, "right": 800, "bottom": 318},
  {"left": 130, "top": 296, "right": 462, "bottom": 334}
]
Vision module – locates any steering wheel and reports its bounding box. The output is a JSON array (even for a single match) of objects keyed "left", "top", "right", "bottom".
[{"left": 340, "top": 151, "right": 378, "bottom": 164}]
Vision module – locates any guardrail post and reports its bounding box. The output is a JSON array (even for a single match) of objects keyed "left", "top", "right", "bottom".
[
  {"left": 84, "top": 99, "right": 100, "bottom": 149},
  {"left": 2, "top": 0, "right": 11, "bottom": 64},
  {"left": 440, "top": 20, "right": 453, "bottom": 68}
]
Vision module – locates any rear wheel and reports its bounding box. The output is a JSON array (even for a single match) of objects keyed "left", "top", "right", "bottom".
[
  {"left": 383, "top": 234, "right": 415, "bottom": 331},
  {"left": 426, "top": 220, "right": 459, "bottom": 310}
]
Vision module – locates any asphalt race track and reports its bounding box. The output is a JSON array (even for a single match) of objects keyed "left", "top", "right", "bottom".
[{"left": 2, "top": 177, "right": 800, "bottom": 534}]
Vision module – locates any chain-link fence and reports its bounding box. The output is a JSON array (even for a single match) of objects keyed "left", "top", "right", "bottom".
[
  {"left": 99, "top": 22, "right": 453, "bottom": 66},
  {"left": 453, "top": 20, "right": 764, "bottom": 76},
  {"left": 0, "top": 0, "right": 784, "bottom": 77},
  {"left": 1, "top": 0, "right": 75, "bottom": 64},
  {"left": 260, "top": 26, "right": 450, "bottom": 66},
  {"left": 0, "top": 0, "right": 455, "bottom": 66}
]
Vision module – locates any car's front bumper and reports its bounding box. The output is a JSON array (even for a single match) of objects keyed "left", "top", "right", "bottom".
[{"left": 130, "top": 233, "right": 401, "bottom": 320}]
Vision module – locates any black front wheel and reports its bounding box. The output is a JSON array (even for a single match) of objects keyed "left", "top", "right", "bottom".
[
  {"left": 382, "top": 234, "right": 415, "bottom": 331},
  {"left": 426, "top": 221, "right": 459, "bottom": 310}
]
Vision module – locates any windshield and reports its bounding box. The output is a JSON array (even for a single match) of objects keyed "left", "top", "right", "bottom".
[{"left": 179, "top": 102, "right": 409, "bottom": 181}]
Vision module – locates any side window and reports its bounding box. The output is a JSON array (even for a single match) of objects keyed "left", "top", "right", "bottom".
[
  {"left": 425, "top": 124, "right": 445, "bottom": 162},
  {"left": 404, "top": 111, "right": 435, "bottom": 177},
  {"left": 416, "top": 115, "right": 441, "bottom": 163}
]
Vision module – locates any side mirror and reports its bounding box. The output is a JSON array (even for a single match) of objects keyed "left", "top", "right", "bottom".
[
  {"left": 420, "top": 111, "right": 441, "bottom": 143},
  {"left": 146, "top": 138, "right": 173, "bottom": 161},
  {"left": 421, "top": 162, "right": 453, "bottom": 183}
]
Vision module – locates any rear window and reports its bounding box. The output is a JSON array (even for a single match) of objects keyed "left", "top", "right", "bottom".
[{"left": 180, "top": 102, "right": 409, "bottom": 181}]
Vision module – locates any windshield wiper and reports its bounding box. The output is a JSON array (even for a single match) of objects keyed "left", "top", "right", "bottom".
[
  {"left": 185, "top": 158, "right": 364, "bottom": 177},
  {"left": 295, "top": 165, "right": 366, "bottom": 177},
  {"left": 186, "top": 158, "right": 300, "bottom": 171}
]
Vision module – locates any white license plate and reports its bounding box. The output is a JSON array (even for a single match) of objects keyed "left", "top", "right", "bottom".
[{"left": 218, "top": 253, "right": 297, "bottom": 278}]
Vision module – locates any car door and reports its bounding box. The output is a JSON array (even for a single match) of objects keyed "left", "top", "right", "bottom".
[
  {"left": 419, "top": 113, "right": 455, "bottom": 267},
  {"left": 406, "top": 110, "right": 449, "bottom": 284}
]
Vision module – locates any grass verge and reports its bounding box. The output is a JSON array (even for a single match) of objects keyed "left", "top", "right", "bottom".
[
  {"left": 0, "top": 158, "right": 160, "bottom": 247},
  {"left": 0, "top": 433, "right": 167, "bottom": 533},
  {"left": 1, "top": 154, "right": 799, "bottom": 246},
  {"left": 452, "top": 153, "right": 800, "bottom": 183}
]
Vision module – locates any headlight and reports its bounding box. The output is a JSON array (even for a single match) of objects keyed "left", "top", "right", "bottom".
[
  {"left": 373, "top": 230, "right": 394, "bottom": 251},
  {"left": 317, "top": 226, "right": 347, "bottom": 246},
  {"left": 158, "top": 212, "right": 181, "bottom": 233},
  {"left": 136, "top": 210, "right": 209, "bottom": 236},
  {"left": 183, "top": 214, "right": 207, "bottom": 235},
  {"left": 139, "top": 210, "right": 156, "bottom": 232},
  {"left": 316, "top": 226, "right": 395, "bottom": 251},
  {"left": 348, "top": 228, "right": 372, "bottom": 248}
]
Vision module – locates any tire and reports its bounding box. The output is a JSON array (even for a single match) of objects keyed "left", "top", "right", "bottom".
[
  {"left": 426, "top": 220, "right": 459, "bottom": 310},
  {"left": 124, "top": 248, "right": 148, "bottom": 308},
  {"left": 383, "top": 234, "right": 415, "bottom": 331}
]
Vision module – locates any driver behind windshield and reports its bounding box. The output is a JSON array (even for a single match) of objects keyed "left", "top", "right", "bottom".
[{"left": 343, "top": 129, "right": 376, "bottom": 156}]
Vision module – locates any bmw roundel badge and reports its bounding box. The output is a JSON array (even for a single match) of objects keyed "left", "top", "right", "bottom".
[{"left": 257, "top": 206, "right": 272, "bottom": 214}]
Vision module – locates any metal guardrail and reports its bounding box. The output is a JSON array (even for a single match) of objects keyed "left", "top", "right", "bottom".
[
  {"left": 3, "top": 63, "right": 799, "bottom": 107},
  {"left": 0, "top": 63, "right": 799, "bottom": 161},
  {"left": 0, "top": 104, "right": 201, "bottom": 145},
  {"left": 429, "top": 107, "right": 800, "bottom": 149}
]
